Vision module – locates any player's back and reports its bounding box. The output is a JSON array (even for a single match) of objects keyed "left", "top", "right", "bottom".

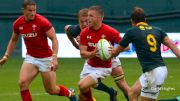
[{"left": 126, "top": 23, "right": 167, "bottom": 72}]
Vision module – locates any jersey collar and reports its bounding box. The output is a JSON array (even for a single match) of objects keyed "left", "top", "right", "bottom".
[{"left": 136, "top": 22, "right": 148, "bottom": 26}]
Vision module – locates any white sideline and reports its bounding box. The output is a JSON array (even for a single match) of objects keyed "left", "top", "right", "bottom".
[{"left": 0, "top": 92, "right": 48, "bottom": 96}]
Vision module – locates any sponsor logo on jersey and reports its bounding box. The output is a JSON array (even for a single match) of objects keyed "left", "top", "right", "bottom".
[
  {"left": 21, "top": 33, "right": 37, "bottom": 38},
  {"left": 88, "top": 42, "right": 97, "bottom": 47}
]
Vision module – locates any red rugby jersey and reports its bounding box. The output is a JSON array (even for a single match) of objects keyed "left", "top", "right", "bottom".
[
  {"left": 80, "top": 24, "right": 121, "bottom": 68},
  {"left": 13, "top": 14, "right": 53, "bottom": 58}
]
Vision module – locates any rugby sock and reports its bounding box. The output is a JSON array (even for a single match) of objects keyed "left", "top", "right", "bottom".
[
  {"left": 95, "top": 82, "right": 113, "bottom": 94},
  {"left": 83, "top": 89, "right": 94, "bottom": 101},
  {"left": 20, "top": 89, "right": 32, "bottom": 101},
  {"left": 58, "top": 85, "right": 71, "bottom": 97}
]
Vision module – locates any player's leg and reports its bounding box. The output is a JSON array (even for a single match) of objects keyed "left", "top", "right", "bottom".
[
  {"left": 141, "top": 96, "right": 155, "bottom": 101},
  {"left": 111, "top": 57, "right": 130, "bottom": 101},
  {"left": 139, "top": 66, "right": 167, "bottom": 101},
  {"left": 128, "top": 80, "right": 141, "bottom": 101},
  {"left": 111, "top": 66, "right": 130, "bottom": 100},
  {"left": 41, "top": 71, "right": 77, "bottom": 101},
  {"left": 19, "top": 62, "right": 39, "bottom": 101},
  {"left": 78, "top": 63, "right": 111, "bottom": 101},
  {"left": 94, "top": 82, "right": 117, "bottom": 101},
  {"left": 78, "top": 75, "right": 96, "bottom": 101}
]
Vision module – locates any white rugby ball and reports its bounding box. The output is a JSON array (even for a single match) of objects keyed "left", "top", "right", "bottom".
[{"left": 97, "top": 39, "right": 112, "bottom": 61}]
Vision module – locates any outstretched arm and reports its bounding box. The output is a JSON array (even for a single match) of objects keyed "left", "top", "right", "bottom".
[
  {"left": 163, "top": 36, "right": 180, "bottom": 58},
  {"left": 111, "top": 44, "right": 126, "bottom": 58},
  {"left": 0, "top": 32, "right": 19, "bottom": 66},
  {"left": 64, "top": 25, "right": 79, "bottom": 49}
]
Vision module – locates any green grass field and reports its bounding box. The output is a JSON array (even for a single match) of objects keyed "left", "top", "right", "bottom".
[{"left": 0, "top": 58, "right": 179, "bottom": 101}]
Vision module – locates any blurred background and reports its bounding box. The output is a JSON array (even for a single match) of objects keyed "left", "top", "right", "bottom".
[{"left": 0, "top": 0, "right": 180, "bottom": 56}]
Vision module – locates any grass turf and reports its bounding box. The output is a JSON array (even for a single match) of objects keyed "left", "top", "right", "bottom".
[{"left": 0, "top": 58, "right": 179, "bottom": 101}]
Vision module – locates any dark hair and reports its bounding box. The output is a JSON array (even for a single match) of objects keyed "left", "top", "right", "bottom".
[
  {"left": 78, "top": 8, "right": 88, "bottom": 18},
  {"left": 89, "top": 5, "right": 104, "bottom": 17},
  {"left": 131, "top": 7, "right": 146, "bottom": 23},
  {"left": 22, "top": 0, "right": 36, "bottom": 8}
]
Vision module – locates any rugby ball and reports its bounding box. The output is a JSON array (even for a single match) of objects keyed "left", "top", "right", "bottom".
[{"left": 97, "top": 39, "right": 112, "bottom": 61}]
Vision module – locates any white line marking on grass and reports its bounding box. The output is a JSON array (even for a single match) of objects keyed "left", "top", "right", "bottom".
[{"left": 0, "top": 92, "right": 48, "bottom": 96}]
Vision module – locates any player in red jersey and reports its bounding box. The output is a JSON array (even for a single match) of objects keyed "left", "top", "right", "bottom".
[
  {"left": 78, "top": 6, "right": 129, "bottom": 101},
  {"left": 65, "top": 8, "right": 130, "bottom": 101},
  {"left": 0, "top": 0, "right": 77, "bottom": 101}
]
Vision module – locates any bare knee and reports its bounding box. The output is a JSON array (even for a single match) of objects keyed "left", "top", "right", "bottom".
[
  {"left": 78, "top": 81, "right": 85, "bottom": 91},
  {"left": 128, "top": 88, "right": 139, "bottom": 98},
  {"left": 78, "top": 81, "right": 91, "bottom": 93},
  {"left": 18, "top": 79, "right": 29, "bottom": 91}
]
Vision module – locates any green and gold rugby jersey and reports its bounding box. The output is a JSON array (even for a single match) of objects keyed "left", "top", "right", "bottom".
[
  {"left": 67, "top": 25, "right": 81, "bottom": 38},
  {"left": 119, "top": 22, "right": 167, "bottom": 73}
]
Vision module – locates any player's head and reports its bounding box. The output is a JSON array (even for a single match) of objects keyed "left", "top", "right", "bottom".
[
  {"left": 88, "top": 5, "right": 104, "bottom": 29},
  {"left": 131, "top": 7, "right": 146, "bottom": 26},
  {"left": 22, "top": 0, "right": 36, "bottom": 21},
  {"left": 78, "top": 8, "right": 89, "bottom": 30}
]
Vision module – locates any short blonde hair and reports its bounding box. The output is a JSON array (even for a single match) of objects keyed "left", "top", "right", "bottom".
[{"left": 78, "top": 8, "right": 88, "bottom": 18}]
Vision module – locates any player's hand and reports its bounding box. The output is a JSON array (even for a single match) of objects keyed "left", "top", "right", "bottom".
[
  {"left": 110, "top": 48, "right": 117, "bottom": 59},
  {"left": 75, "top": 35, "right": 80, "bottom": 43},
  {"left": 108, "top": 41, "right": 113, "bottom": 59},
  {"left": 51, "top": 55, "right": 58, "bottom": 71},
  {"left": 94, "top": 47, "right": 100, "bottom": 58},
  {"left": 88, "top": 48, "right": 98, "bottom": 59},
  {"left": 0, "top": 55, "right": 8, "bottom": 67},
  {"left": 108, "top": 45, "right": 113, "bottom": 54}
]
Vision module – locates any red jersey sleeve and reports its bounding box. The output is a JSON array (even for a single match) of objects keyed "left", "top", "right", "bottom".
[
  {"left": 111, "top": 28, "right": 121, "bottom": 44},
  {"left": 80, "top": 28, "right": 88, "bottom": 46},
  {"left": 40, "top": 16, "right": 52, "bottom": 33},
  {"left": 13, "top": 23, "right": 19, "bottom": 34}
]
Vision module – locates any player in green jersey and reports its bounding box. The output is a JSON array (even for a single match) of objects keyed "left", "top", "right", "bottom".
[{"left": 111, "top": 7, "right": 180, "bottom": 101}]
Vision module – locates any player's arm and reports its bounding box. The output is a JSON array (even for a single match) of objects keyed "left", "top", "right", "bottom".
[
  {"left": 111, "top": 44, "right": 125, "bottom": 57},
  {"left": 46, "top": 27, "right": 59, "bottom": 71},
  {"left": 122, "top": 45, "right": 130, "bottom": 51},
  {"left": 163, "top": 36, "right": 180, "bottom": 58},
  {"left": 0, "top": 32, "right": 19, "bottom": 66},
  {"left": 79, "top": 45, "right": 96, "bottom": 59},
  {"left": 64, "top": 25, "right": 79, "bottom": 49}
]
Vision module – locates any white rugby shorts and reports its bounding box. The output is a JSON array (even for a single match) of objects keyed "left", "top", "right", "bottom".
[
  {"left": 80, "top": 61, "right": 112, "bottom": 83},
  {"left": 139, "top": 66, "right": 167, "bottom": 99},
  {"left": 24, "top": 55, "right": 53, "bottom": 72},
  {"left": 112, "top": 57, "right": 121, "bottom": 69}
]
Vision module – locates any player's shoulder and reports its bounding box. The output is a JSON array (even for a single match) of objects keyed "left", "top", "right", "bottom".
[
  {"left": 80, "top": 26, "right": 90, "bottom": 36},
  {"left": 82, "top": 26, "right": 89, "bottom": 32},
  {"left": 35, "top": 14, "right": 50, "bottom": 23},
  {"left": 102, "top": 24, "right": 119, "bottom": 33},
  {"left": 151, "top": 25, "right": 163, "bottom": 31},
  {"left": 124, "top": 26, "right": 138, "bottom": 36},
  {"left": 13, "top": 15, "right": 25, "bottom": 26}
]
